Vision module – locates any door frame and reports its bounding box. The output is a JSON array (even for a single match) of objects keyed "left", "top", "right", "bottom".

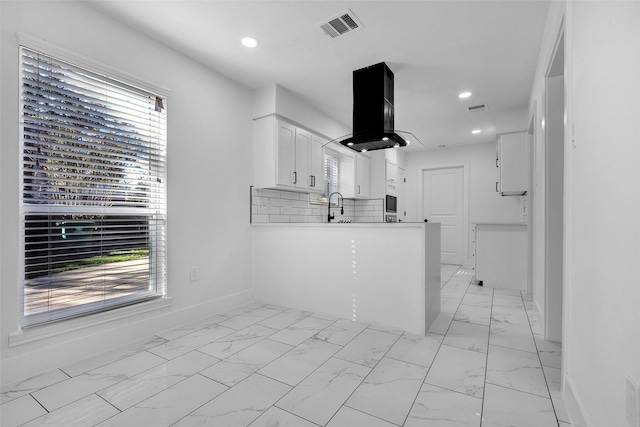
[
  {"left": 543, "top": 23, "right": 565, "bottom": 343},
  {"left": 527, "top": 106, "right": 536, "bottom": 297},
  {"left": 417, "top": 162, "right": 470, "bottom": 266}
]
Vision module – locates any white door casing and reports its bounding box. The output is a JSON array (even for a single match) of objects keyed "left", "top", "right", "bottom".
[{"left": 422, "top": 166, "right": 464, "bottom": 265}]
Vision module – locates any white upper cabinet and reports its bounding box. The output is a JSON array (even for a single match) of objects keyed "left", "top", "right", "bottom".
[
  {"left": 338, "top": 151, "right": 370, "bottom": 199},
  {"left": 310, "top": 135, "right": 325, "bottom": 191},
  {"left": 385, "top": 159, "right": 397, "bottom": 195},
  {"left": 254, "top": 115, "right": 324, "bottom": 193},
  {"left": 356, "top": 154, "right": 370, "bottom": 198},
  {"left": 496, "top": 131, "right": 528, "bottom": 196}
]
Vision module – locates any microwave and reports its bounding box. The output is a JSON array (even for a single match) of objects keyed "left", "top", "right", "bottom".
[{"left": 385, "top": 195, "right": 397, "bottom": 213}]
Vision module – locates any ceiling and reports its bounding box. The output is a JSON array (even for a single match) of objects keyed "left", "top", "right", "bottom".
[{"left": 85, "top": 0, "right": 550, "bottom": 152}]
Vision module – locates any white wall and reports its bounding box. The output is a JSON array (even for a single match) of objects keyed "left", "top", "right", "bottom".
[
  {"left": 253, "top": 83, "right": 350, "bottom": 141},
  {"left": 0, "top": 1, "right": 255, "bottom": 384},
  {"left": 564, "top": 2, "right": 640, "bottom": 426},
  {"left": 528, "top": 2, "right": 640, "bottom": 426},
  {"left": 404, "top": 143, "right": 524, "bottom": 266},
  {"left": 496, "top": 105, "right": 529, "bottom": 134}
]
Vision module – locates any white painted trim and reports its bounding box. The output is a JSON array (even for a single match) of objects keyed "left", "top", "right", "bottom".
[
  {"left": 527, "top": 104, "right": 536, "bottom": 297},
  {"left": 563, "top": 374, "right": 590, "bottom": 427},
  {"left": 2, "top": 289, "right": 254, "bottom": 386},
  {"left": 417, "top": 162, "right": 470, "bottom": 267},
  {"left": 9, "top": 297, "right": 173, "bottom": 347},
  {"left": 15, "top": 32, "right": 170, "bottom": 97}
]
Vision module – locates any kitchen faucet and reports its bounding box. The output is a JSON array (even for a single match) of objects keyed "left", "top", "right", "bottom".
[{"left": 327, "top": 192, "right": 344, "bottom": 223}]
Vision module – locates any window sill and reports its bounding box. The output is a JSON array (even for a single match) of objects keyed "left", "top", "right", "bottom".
[{"left": 9, "top": 297, "right": 173, "bottom": 348}]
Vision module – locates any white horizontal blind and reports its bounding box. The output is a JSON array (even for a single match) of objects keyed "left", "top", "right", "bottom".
[
  {"left": 20, "top": 46, "right": 167, "bottom": 327},
  {"left": 325, "top": 153, "right": 339, "bottom": 201},
  {"left": 308, "top": 151, "right": 339, "bottom": 205}
]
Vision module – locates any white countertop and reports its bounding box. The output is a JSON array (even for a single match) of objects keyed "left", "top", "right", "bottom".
[
  {"left": 251, "top": 222, "right": 427, "bottom": 228},
  {"left": 472, "top": 222, "right": 528, "bottom": 226}
]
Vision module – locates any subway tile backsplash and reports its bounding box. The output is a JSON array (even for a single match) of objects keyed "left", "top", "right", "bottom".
[{"left": 251, "top": 188, "right": 384, "bottom": 224}]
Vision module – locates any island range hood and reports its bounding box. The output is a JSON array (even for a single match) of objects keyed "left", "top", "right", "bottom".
[{"left": 340, "top": 62, "right": 409, "bottom": 152}]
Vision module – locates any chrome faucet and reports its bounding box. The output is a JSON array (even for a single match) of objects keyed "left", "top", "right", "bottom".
[{"left": 327, "top": 192, "right": 344, "bottom": 223}]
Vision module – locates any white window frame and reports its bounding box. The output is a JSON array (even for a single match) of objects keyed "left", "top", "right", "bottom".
[{"left": 17, "top": 34, "right": 170, "bottom": 329}]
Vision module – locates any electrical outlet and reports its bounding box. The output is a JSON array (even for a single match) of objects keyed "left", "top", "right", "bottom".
[
  {"left": 190, "top": 266, "right": 199, "bottom": 282},
  {"left": 627, "top": 375, "right": 640, "bottom": 427}
]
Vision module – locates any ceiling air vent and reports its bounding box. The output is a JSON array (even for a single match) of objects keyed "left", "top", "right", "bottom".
[
  {"left": 468, "top": 104, "right": 487, "bottom": 113},
  {"left": 319, "top": 9, "right": 363, "bottom": 39}
]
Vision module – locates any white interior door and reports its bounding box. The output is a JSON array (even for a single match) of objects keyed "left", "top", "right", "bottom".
[{"left": 423, "top": 167, "right": 463, "bottom": 265}]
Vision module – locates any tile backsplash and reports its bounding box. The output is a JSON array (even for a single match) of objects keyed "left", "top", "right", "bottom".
[{"left": 251, "top": 188, "right": 384, "bottom": 223}]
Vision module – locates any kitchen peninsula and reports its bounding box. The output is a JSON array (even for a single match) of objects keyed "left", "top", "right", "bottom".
[{"left": 252, "top": 222, "right": 441, "bottom": 335}]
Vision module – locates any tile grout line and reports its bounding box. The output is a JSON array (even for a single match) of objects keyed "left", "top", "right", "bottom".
[
  {"left": 521, "top": 290, "right": 563, "bottom": 426},
  {"left": 479, "top": 277, "right": 495, "bottom": 427}
]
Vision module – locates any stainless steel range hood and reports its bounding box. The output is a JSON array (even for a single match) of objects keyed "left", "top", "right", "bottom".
[{"left": 340, "top": 62, "right": 409, "bottom": 152}]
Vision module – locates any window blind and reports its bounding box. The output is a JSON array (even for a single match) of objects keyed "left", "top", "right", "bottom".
[
  {"left": 324, "top": 152, "right": 339, "bottom": 201},
  {"left": 20, "top": 46, "right": 167, "bottom": 327}
]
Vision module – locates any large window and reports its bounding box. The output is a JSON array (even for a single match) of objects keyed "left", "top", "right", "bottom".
[{"left": 20, "top": 45, "right": 167, "bottom": 327}]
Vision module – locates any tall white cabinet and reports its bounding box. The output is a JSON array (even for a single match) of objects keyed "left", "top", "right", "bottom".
[{"left": 496, "top": 131, "right": 528, "bottom": 196}]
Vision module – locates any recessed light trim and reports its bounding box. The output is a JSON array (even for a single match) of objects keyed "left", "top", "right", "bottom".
[
  {"left": 361, "top": 148, "right": 368, "bottom": 152},
  {"left": 458, "top": 91, "right": 472, "bottom": 99},
  {"left": 347, "top": 142, "right": 354, "bottom": 146},
  {"left": 472, "top": 129, "right": 481, "bottom": 134},
  {"left": 241, "top": 37, "right": 259, "bottom": 48}
]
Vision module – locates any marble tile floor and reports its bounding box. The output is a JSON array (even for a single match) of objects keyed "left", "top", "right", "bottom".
[{"left": 1, "top": 265, "right": 572, "bottom": 427}]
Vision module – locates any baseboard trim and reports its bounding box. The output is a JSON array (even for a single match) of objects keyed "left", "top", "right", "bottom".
[
  {"left": 1, "top": 288, "right": 253, "bottom": 386},
  {"left": 563, "top": 374, "right": 590, "bottom": 427}
]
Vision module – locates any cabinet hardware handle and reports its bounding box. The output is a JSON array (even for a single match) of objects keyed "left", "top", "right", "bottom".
[
  {"left": 496, "top": 158, "right": 499, "bottom": 167},
  {"left": 310, "top": 175, "right": 315, "bottom": 187},
  {"left": 293, "top": 171, "right": 297, "bottom": 184},
  {"left": 496, "top": 181, "right": 499, "bottom": 192},
  {"left": 357, "top": 185, "right": 361, "bottom": 195}
]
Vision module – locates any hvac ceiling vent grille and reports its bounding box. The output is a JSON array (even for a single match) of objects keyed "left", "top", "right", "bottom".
[
  {"left": 468, "top": 104, "right": 487, "bottom": 112},
  {"left": 320, "top": 9, "right": 363, "bottom": 38}
]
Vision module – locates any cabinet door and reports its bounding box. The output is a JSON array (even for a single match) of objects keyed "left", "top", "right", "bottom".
[
  {"left": 277, "top": 121, "right": 296, "bottom": 187},
  {"left": 497, "top": 132, "right": 527, "bottom": 195},
  {"left": 294, "top": 127, "right": 311, "bottom": 189},
  {"left": 356, "top": 155, "right": 370, "bottom": 197},
  {"left": 385, "top": 160, "right": 397, "bottom": 195},
  {"left": 339, "top": 152, "right": 356, "bottom": 198},
  {"left": 309, "top": 135, "right": 325, "bottom": 192}
]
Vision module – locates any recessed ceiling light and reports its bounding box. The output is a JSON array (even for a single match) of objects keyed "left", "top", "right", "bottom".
[
  {"left": 347, "top": 142, "right": 354, "bottom": 146},
  {"left": 472, "top": 129, "right": 481, "bottom": 134},
  {"left": 458, "top": 91, "right": 472, "bottom": 99},
  {"left": 241, "top": 37, "right": 259, "bottom": 48},
  {"left": 382, "top": 137, "right": 389, "bottom": 141},
  {"left": 393, "top": 143, "right": 400, "bottom": 148},
  {"left": 361, "top": 148, "right": 368, "bottom": 152}
]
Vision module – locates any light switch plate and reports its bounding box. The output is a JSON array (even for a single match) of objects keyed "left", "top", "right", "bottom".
[{"left": 190, "top": 266, "right": 199, "bottom": 282}]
